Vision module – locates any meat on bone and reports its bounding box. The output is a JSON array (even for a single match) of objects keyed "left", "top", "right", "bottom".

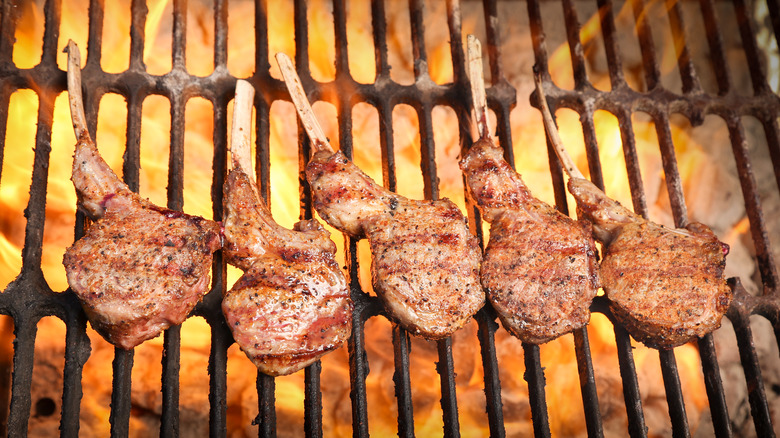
[
  {"left": 62, "top": 40, "right": 221, "bottom": 349},
  {"left": 534, "top": 70, "right": 732, "bottom": 349},
  {"left": 221, "top": 80, "right": 352, "bottom": 376},
  {"left": 276, "top": 53, "right": 484, "bottom": 340},
  {"left": 460, "top": 36, "right": 599, "bottom": 344}
]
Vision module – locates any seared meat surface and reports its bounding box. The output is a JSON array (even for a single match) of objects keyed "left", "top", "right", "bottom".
[
  {"left": 534, "top": 70, "right": 731, "bottom": 349},
  {"left": 63, "top": 42, "right": 220, "bottom": 349},
  {"left": 276, "top": 52, "right": 483, "bottom": 339},
  {"left": 460, "top": 36, "right": 597, "bottom": 343},
  {"left": 221, "top": 80, "right": 351, "bottom": 376},
  {"left": 461, "top": 137, "right": 599, "bottom": 343},
  {"left": 307, "top": 150, "right": 484, "bottom": 339},
  {"left": 63, "top": 133, "right": 221, "bottom": 349},
  {"left": 568, "top": 178, "right": 731, "bottom": 349},
  {"left": 222, "top": 162, "right": 352, "bottom": 376}
]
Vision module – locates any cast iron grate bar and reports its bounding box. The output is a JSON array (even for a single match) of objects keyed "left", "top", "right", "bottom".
[
  {"left": 453, "top": 3, "right": 521, "bottom": 436},
  {"left": 573, "top": 328, "right": 603, "bottom": 438},
  {"left": 698, "top": 334, "right": 733, "bottom": 438},
  {"left": 60, "top": 300, "right": 90, "bottom": 438},
  {"left": 731, "top": 303, "right": 774, "bottom": 436},
  {"left": 596, "top": 0, "right": 626, "bottom": 90},
  {"left": 4, "top": 0, "right": 77, "bottom": 435},
  {"left": 475, "top": 308, "right": 506, "bottom": 438},
  {"left": 109, "top": 349, "right": 134, "bottom": 436},
  {"left": 392, "top": 326, "right": 414, "bottom": 437},
  {"left": 160, "top": 2, "right": 188, "bottom": 433},
  {"left": 256, "top": 372, "right": 276, "bottom": 435},
  {"left": 530, "top": 1, "right": 779, "bottom": 438},
  {"left": 304, "top": 363, "right": 322, "bottom": 438},
  {"left": 630, "top": 0, "right": 661, "bottom": 91},
  {"left": 667, "top": 0, "right": 701, "bottom": 95},
  {"left": 289, "top": 1, "right": 329, "bottom": 435},
  {"left": 369, "top": 0, "right": 416, "bottom": 433},
  {"left": 523, "top": 343, "right": 550, "bottom": 437},
  {"left": 659, "top": 349, "right": 691, "bottom": 437}
]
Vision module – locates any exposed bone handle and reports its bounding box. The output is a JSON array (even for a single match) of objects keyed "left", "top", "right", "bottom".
[
  {"left": 275, "top": 53, "right": 333, "bottom": 153},
  {"left": 66, "top": 40, "right": 89, "bottom": 141},
  {"left": 533, "top": 70, "right": 585, "bottom": 180},
  {"left": 467, "top": 35, "right": 490, "bottom": 140},
  {"left": 230, "top": 80, "right": 256, "bottom": 181}
]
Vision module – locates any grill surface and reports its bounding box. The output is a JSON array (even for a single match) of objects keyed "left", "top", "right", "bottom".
[{"left": 0, "top": 0, "right": 779, "bottom": 437}]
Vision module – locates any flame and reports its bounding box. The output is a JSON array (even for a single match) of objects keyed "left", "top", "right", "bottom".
[
  {"left": 12, "top": 3, "right": 44, "bottom": 69},
  {"left": 1, "top": 90, "right": 36, "bottom": 258}
]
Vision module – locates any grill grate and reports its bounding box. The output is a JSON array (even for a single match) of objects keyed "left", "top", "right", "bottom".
[
  {"left": 531, "top": 1, "right": 780, "bottom": 436},
  {"left": 0, "top": 0, "right": 779, "bottom": 437}
]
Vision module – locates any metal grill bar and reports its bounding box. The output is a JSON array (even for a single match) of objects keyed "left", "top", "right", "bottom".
[
  {"left": 659, "top": 349, "right": 690, "bottom": 437},
  {"left": 731, "top": 302, "right": 774, "bottom": 436},
  {"left": 523, "top": 344, "right": 550, "bottom": 437},
  {"left": 109, "top": 349, "right": 134, "bottom": 436},
  {"left": 475, "top": 308, "right": 505, "bottom": 437},
  {"left": 473, "top": 3, "right": 515, "bottom": 435},
  {"left": 613, "top": 321, "right": 647, "bottom": 437},
  {"left": 573, "top": 328, "right": 602, "bottom": 437},
  {"left": 698, "top": 334, "right": 732, "bottom": 438},
  {"left": 0, "top": 0, "right": 778, "bottom": 437}
]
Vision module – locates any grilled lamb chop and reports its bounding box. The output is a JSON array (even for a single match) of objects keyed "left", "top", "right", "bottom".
[
  {"left": 63, "top": 41, "right": 221, "bottom": 349},
  {"left": 460, "top": 36, "right": 599, "bottom": 343},
  {"left": 276, "top": 53, "right": 484, "bottom": 339},
  {"left": 221, "top": 80, "right": 352, "bottom": 376},
  {"left": 534, "top": 71, "right": 732, "bottom": 349}
]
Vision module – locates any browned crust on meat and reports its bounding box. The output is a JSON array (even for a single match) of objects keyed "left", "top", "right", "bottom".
[
  {"left": 601, "top": 221, "right": 732, "bottom": 349},
  {"left": 366, "top": 200, "right": 484, "bottom": 339},
  {"left": 482, "top": 211, "right": 599, "bottom": 343},
  {"left": 307, "top": 150, "right": 485, "bottom": 339},
  {"left": 64, "top": 200, "right": 221, "bottom": 349},
  {"left": 221, "top": 168, "right": 352, "bottom": 375},
  {"left": 460, "top": 138, "right": 600, "bottom": 344},
  {"left": 221, "top": 256, "right": 352, "bottom": 376}
]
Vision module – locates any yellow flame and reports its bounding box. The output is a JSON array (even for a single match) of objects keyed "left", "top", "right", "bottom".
[
  {"left": 12, "top": 2, "right": 43, "bottom": 69},
  {"left": 144, "top": 0, "right": 174, "bottom": 74},
  {"left": 1, "top": 90, "right": 37, "bottom": 290}
]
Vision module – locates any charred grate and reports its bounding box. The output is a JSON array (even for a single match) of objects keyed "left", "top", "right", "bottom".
[{"left": 0, "top": 0, "right": 778, "bottom": 437}]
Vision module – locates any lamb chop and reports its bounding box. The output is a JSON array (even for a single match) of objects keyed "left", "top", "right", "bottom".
[
  {"left": 62, "top": 41, "right": 221, "bottom": 349},
  {"left": 275, "top": 53, "right": 484, "bottom": 340},
  {"left": 460, "top": 36, "right": 599, "bottom": 344},
  {"left": 221, "top": 80, "right": 352, "bottom": 376},
  {"left": 534, "top": 71, "right": 732, "bottom": 349}
]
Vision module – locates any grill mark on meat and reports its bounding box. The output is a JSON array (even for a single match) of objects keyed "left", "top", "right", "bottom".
[
  {"left": 275, "top": 55, "right": 483, "bottom": 340},
  {"left": 564, "top": 175, "right": 732, "bottom": 349},
  {"left": 460, "top": 139, "right": 599, "bottom": 344},
  {"left": 221, "top": 82, "right": 351, "bottom": 376},
  {"left": 305, "top": 143, "right": 483, "bottom": 340}
]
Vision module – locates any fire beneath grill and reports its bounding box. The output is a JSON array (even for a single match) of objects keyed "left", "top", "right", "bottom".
[{"left": 1, "top": 0, "right": 779, "bottom": 437}]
